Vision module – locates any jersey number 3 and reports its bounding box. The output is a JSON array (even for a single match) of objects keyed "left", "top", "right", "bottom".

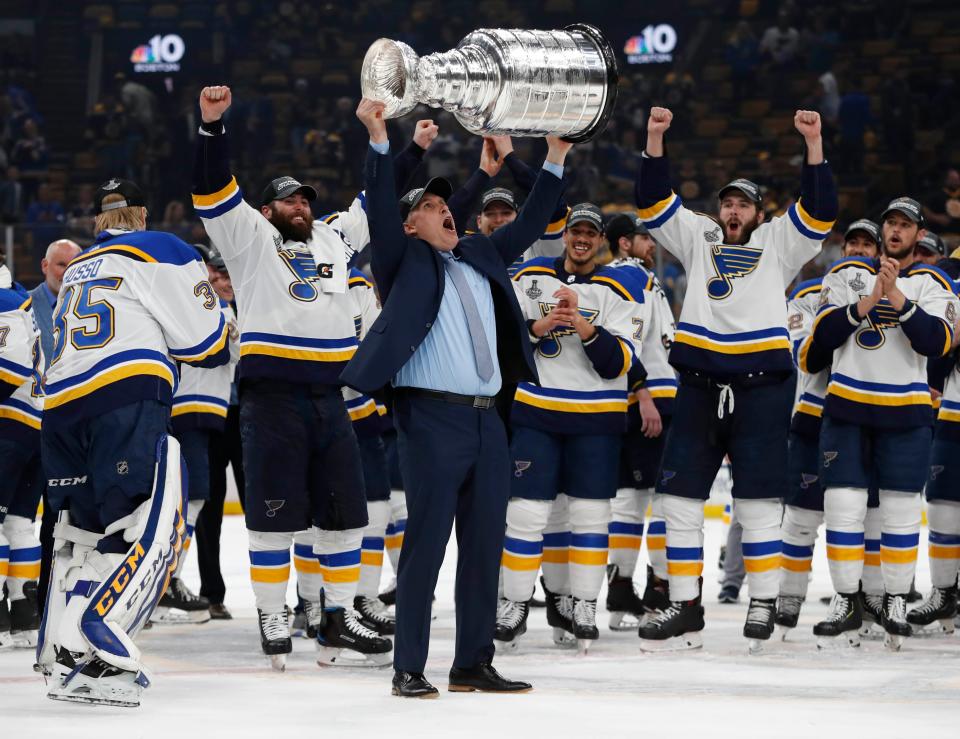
[{"left": 51, "top": 277, "right": 123, "bottom": 364}]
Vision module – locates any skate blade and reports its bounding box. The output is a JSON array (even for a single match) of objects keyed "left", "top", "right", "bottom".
[
  {"left": 639, "top": 632, "right": 703, "bottom": 653},
  {"left": 551, "top": 627, "right": 577, "bottom": 649},
  {"left": 494, "top": 638, "right": 521, "bottom": 653},
  {"left": 576, "top": 639, "right": 594, "bottom": 656},
  {"left": 777, "top": 625, "right": 793, "bottom": 642},
  {"left": 48, "top": 691, "right": 140, "bottom": 708},
  {"left": 608, "top": 612, "right": 641, "bottom": 631},
  {"left": 11, "top": 630, "right": 39, "bottom": 649},
  {"left": 883, "top": 633, "right": 906, "bottom": 652},
  {"left": 268, "top": 654, "right": 287, "bottom": 672},
  {"left": 747, "top": 638, "right": 767, "bottom": 655},
  {"left": 316, "top": 646, "right": 392, "bottom": 668},
  {"left": 857, "top": 622, "right": 884, "bottom": 641},
  {"left": 815, "top": 633, "right": 860, "bottom": 650},
  {"left": 151, "top": 607, "right": 211, "bottom": 625},
  {"left": 908, "top": 619, "right": 955, "bottom": 638}
]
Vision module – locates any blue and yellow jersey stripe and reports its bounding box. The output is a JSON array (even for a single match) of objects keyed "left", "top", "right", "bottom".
[
  {"left": 169, "top": 312, "right": 229, "bottom": 363},
  {"left": 827, "top": 373, "right": 931, "bottom": 408},
  {"left": 542, "top": 207, "right": 569, "bottom": 240},
  {"left": 674, "top": 322, "right": 791, "bottom": 355},
  {"left": 638, "top": 192, "right": 681, "bottom": 229},
  {"left": 938, "top": 398, "right": 960, "bottom": 423},
  {"left": 788, "top": 199, "right": 835, "bottom": 240},
  {"left": 239, "top": 331, "right": 358, "bottom": 363},
  {"left": 0, "top": 354, "right": 32, "bottom": 389},
  {"left": 512, "top": 264, "right": 557, "bottom": 281},
  {"left": 171, "top": 393, "right": 229, "bottom": 419},
  {"left": 192, "top": 176, "right": 244, "bottom": 219},
  {"left": 0, "top": 397, "right": 42, "bottom": 430},
  {"left": 514, "top": 384, "right": 628, "bottom": 415},
  {"left": 42, "top": 349, "right": 177, "bottom": 411},
  {"left": 795, "top": 391, "right": 824, "bottom": 418}
]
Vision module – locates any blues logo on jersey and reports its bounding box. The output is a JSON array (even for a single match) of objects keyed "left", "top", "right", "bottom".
[
  {"left": 536, "top": 302, "right": 599, "bottom": 358},
  {"left": 706, "top": 244, "right": 763, "bottom": 300},
  {"left": 277, "top": 246, "right": 321, "bottom": 302},
  {"left": 855, "top": 299, "right": 900, "bottom": 350}
]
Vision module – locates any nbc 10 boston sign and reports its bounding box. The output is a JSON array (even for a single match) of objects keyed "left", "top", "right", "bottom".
[
  {"left": 131, "top": 33, "right": 185, "bottom": 73},
  {"left": 623, "top": 24, "right": 679, "bottom": 65},
  {"left": 104, "top": 30, "right": 203, "bottom": 79}
]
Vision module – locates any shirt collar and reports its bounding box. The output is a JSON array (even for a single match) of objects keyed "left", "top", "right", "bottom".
[{"left": 41, "top": 281, "right": 57, "bottom": 307}]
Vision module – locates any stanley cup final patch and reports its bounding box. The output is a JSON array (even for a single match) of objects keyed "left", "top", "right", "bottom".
[{"left": 525, "top": 280, "right": 542, "bottom": 300}]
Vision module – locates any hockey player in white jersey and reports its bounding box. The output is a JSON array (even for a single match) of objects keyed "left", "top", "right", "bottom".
[
  {"left": 193, "top": 85, "right": 422, "bottom": 668},
  {"left": 808, "top": 197, "right": 959, "bottom": 650},
  {"left": 155, "top": 244, "right": 241, "bottom": 625},
  {"left": 37, "top": 178, "right": 230, "bottom": 706},
  {"left": 775, "top": 220, "right": 883, "bottom": 638},
  {"left": 635, "top": 107, "right": 837, "bottom": 653},
  {"left": 604, "top": 214, "right": 677, "bottom": 628},
  {"left": 497, "top": 204, "right": 649, "bottom": 653},
  {"left": 0, "top": 276, "right": 44, "bottom": 649}
]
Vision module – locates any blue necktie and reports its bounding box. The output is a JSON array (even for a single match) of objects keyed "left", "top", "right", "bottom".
[{"left": 444, "top": 258, "right": 495, "bottom": 382}]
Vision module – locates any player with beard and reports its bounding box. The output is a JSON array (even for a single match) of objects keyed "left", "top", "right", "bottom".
[
  {"left": 192, "top": 86, "right": 434, "bottom": 670},
  {"left": 810, "top": 198, "right": 958, "bottom": 650},
  {"left": 634, "top": 107, "right": 837, "bottom": 653}
]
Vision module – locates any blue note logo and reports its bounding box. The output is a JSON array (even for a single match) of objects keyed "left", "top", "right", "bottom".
[
  {"left": 514, "top": 461, "right": 532, "bottom": 478},
  {"left": 822, "top": 451, "right": 838, "bottom": 468},
  {"left": 930, "top": 465, "right": 945, "bottom": 481},
  {"left": 265, "top": 499, "right": 286, "bottom": 518},
  {"left": 536, "top": 302, "right": 599, "bottom": 358},
  {"left": 800, "top": 473, "right": 819, "bottom": 489},
  {"left": 706, "top": 244, "right": 763, "bottom": 300},
  {"left": 855, "top": 299, "right": 899, "bottom": 350},
  {"left": 661, "top": 470, "right": 677, "bottom": 485}
]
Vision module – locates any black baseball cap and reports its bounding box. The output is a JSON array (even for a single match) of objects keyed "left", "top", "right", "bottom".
[
  {"left": 605, "top": 213, "right": 648, "bottom": 246},
  {"left": 192, "top": 243, "right": 214, "bottom": 262},
  {"left": 843, "top": 219, "right": 880, "bottom": 244},
  {"left": 399, "top": 177, "right": 454, "bottom": 220},
  {"left": 209, "top": 249, "right": 228, "bottom": 272},
  {"left": 566, "top": 203, "right": 604, "bottom": 232},
  {"left": 718, "top": 178, "right": 762, "bottom": 205},
  {"left": 480, "top": 187, "right": 517, "bottom": 212},
  {"left": 881, "top": 197, "right": 924, "bottom": 226},
  {"left": 94, "top": 178, "right": 146, "bottom": 215},
  {"left": 261, "top": 176, "right": 318, "bottom": 207},
  {"left": 917, "top": 231, "right": 945, "bottom": 256}
]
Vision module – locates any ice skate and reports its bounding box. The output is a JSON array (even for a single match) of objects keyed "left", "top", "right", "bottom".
[
  {"left": 9, "top": 581, "right": 40, "bottom": 648},
  {"left": 813, "top": 592, "right": 862, "bottom": 649},
  {"left": 494, "top": 598, "right": 529, "bottom": 652},
  {"left": 640, "top": 565, "right": 670, "bottom": 617},
  {"left": 540, "top": 576, "right": 576, "bottom": 648},
  {"left": 354, "top": 595, "right": 396, "bottom": 636},
  {"left": 151, "top": 577, "right": 211, "bottom": 624},
  {"left": 743, "top": 598, "right": 776, "bottom": 655},
  {"left": 379, "top": 579, "right": 397, "bottom": 607},
  {"left": 775, "top": 594, "right": 804, "bottom": 640},
  {"left": 0, "top": 598, "right": 14, "bottom": 650},
  {"left": 881, "top": 593, "right": 911, "bottom": 652},
  {"left": 637, "top": 597, "right": 705, "bottom": 652},
  {"left": 858, "top": 592, "right": 885, "bottom": 640},
  {"left": 906, "top": 585, "right": 957, "bottom": 637},
  {"left": 316, "top": 605, "right": 392, "bottom": 668},
  {"left": 258, "top": 609, "right": 292, "bottom": 671},
  {"left": 606, "top": 565, "right": 644, "bottom": 631},
  {"left": 572, "top": 597, "right": 599, "bottom": 655},
  {"left": 47, "top": 653, "right": 150, "bottom": 708}
]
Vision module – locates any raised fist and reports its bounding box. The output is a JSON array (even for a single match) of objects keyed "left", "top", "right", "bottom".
[
  {"left": 413, "top": 119, "right": 439, "bottom": 150},
  {"left": 356, "top": 98, "right": 388, "bottom": 144},
  {"left": 647, "top": 107, "right": 673, "bottom": 135},
  {"left": 200, "top": 86, "right": 232, "bottom": 123},
  {"left": 794, "top": 110, "right": 821, "bottom": 139},
  {"left": 479, "top": 137, "right": 504, "bottom": 177}
]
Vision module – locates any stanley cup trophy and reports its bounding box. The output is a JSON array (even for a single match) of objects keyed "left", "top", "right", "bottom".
[{"left": 360, "top": 24, "right": 618, "bottom": 142}]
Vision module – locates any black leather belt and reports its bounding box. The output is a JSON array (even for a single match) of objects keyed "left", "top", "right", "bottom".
[{"left": 396, "top": 387, "right": 497, "bottom": 409}]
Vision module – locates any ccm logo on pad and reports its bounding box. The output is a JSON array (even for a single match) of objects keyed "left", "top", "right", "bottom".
[{"left": 48, "top": 476, "right": 88, "bottom": 486}]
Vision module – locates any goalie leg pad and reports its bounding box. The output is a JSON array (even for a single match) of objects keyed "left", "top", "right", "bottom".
[{"left": 77, "top": 434, "right": 188, "bottom": 673}]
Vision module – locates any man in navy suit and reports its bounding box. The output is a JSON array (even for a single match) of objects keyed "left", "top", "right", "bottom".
[
  {"left": 29, "top": 238, "right": 80, "bottom": 619},
  {"left": 343, "top": 100, "right": 572, "bottom": 698}
]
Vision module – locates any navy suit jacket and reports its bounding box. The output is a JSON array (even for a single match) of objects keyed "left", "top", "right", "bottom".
[
  {"left": 340, "top": 148, "right": 565, "bottom": 395},
  {"left": 29, "top": 283, "right": 55, "bottom": 371}
]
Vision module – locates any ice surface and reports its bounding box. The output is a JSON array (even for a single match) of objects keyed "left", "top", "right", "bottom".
[{"left": 3, "top": 516, "right": 958, "bottom": 737}]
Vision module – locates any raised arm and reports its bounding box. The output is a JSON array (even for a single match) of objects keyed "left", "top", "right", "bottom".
[
  {"left": 447, "top": 137, "right": 502, "bottom": 234},
  {"left": 499, "top": 136, "right": 569, "bottom": 238}
]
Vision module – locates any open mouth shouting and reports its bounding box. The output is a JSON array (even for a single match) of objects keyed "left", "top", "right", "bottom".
[{"left": 442, "top": 215, "right": 455, "bottom": 233}]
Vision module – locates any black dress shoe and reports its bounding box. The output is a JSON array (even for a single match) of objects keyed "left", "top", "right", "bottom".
[
  {"left": 448, "top": 662, "right": 532, "bottom": 693},
  {"left": 392, "top": 670, "right": 439, "bottom": 699},
  {"left": 209, "top": 603, "right": 233, "bottom": 620}
]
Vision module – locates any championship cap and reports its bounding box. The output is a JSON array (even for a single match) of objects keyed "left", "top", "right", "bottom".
[
  {"left": 880, "top": 197, "right": 924, "bottom": 226},
  {"left": 718, "top": 178, "right": 762, "bottom": 205},
  {"left": 605, "top": 213, "right": 648, "bottom": 246},
  {"left": 192, "top": 243, "right": 214, "bottom": 262},
  {"left": 209, "top": 247, "right": 228, "bottom": 272},
  {"left": 917, "top": 231, "right": 946, "bottom": 257},
  {"left": 480, "top": 187, "right": 518, "bottom": 212},
  {"left": 261, "top": 176, "right": 318, "bottom": 207},
  {"left": 94, "top": 178, "right": 147, "bottom": 215},
  {"left": 399, "top": 177, "right": 454, "bottom": 220},
  {"left": 566, "top": 203, "right": 604, "bottom": 232},
  {"left": 842, "top": 219, "right": 880, "bottom": 244}
]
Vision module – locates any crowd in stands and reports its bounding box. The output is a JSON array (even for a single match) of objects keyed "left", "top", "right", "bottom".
[{"left": 3, "top": 0, "right": 959, "bottom": 304}]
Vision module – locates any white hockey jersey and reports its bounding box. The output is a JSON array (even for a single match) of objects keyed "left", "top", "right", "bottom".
[
  {"left": 608, "top": 257, "right": 678, "bottom": 415},
  {"left": 637, "top": 155, "right": 836, "bottom": 377},
  {"left": 42, "top": 229, "right": 230, "bottom": 426},
  {"left": 788, "top": 277, "right": 829, "bottom": 436},
  {"left": 171, "top": 299, "right": 240, "bottom": 432},
  {"left": 342, "top": 269, "right": 387, "bottom": 438},
  {"left": 193, "top": 124, "right": 370, "bottom": 386},
  {"left": 814, "top": 258, "right": 958, "bottom": 428},
  {"left": 511, "top": 257, "right": 648, "bottom": 434},
  {"left": 0, "top": 285, "right": 43, "bottom": 441}
]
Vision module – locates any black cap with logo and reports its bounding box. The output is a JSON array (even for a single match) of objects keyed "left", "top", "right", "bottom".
[
  {"left": 605, "top": 213, "right": 648, "bottom": 246},
  {"left": 94, "top": 178, "right": 147, "bottom": 215},
  {"left": 718, "top": 178, "right": 762, "bottom": 205},
  {"left": 566, "top": 203, "right": 604, "bottom": 232},
  {"left": 260, "top": 176, "right": 318, "bottom": 207},
  {"left": 880, "top": 196, "right": 924, "bottom": 226},
  {"left": 917, "top": 231, "right": 946, "bottom": 257},
  {"left": 480, "top": 187, "right": 518, "bottom": 212},
  {"left": 399, "top": 177, "right": 454, "bottom": 220},
  {"left": 843, "top": 218, "right": 881, "bottom": 244}
]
